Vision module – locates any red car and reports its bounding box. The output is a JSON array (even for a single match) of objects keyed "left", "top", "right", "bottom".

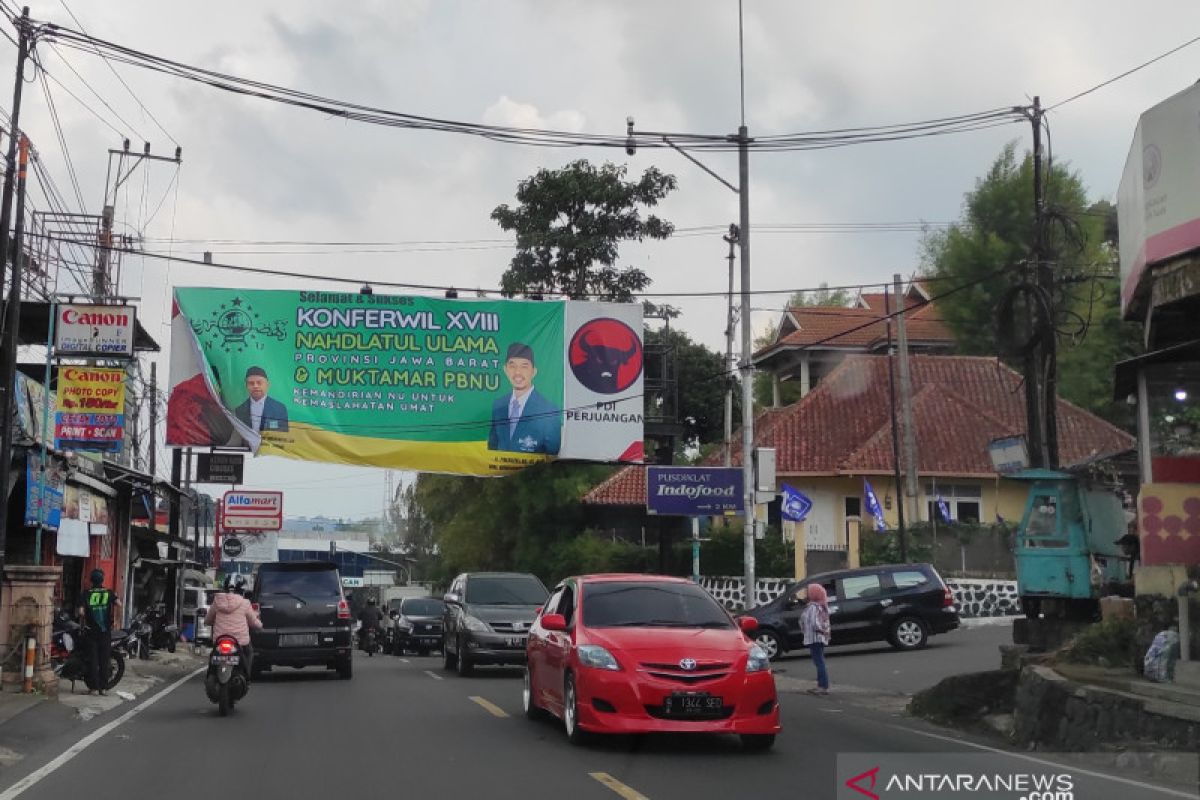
[{"left": 523, "top": 574, "right": 780, "bottom": 751}]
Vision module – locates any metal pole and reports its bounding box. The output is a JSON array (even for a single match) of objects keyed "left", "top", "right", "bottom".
[
  {"left": 894, "top": 274, "right": 919, "bottom": 525},
  {"left": 691, "top": 517, "right": 700, "bottom": 583},
  {"left": 884, "top": 291, "right": 909, "bottom": 560},
  {"left": 0, "top": 10, "right": 34, "bottom": 574},
  {"left": 723, "top": 224, "right": 738, "bottom": 468},
  {"left": 148, "top": 362, "right": 157, "bottom": 480},
  {"left": 1030, "top": 96, "right": 1058, "bottom": 469},
  {"left": 34, "top": 293, "right": 53, "bottom": 565},
  {"left": 738, "top": 126, "right": 755, "bottom": 610}
]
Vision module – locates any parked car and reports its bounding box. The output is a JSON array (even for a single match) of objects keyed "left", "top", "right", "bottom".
[
  {"left": 442, "top": 572, "right": 549, "bottom": 677},
  {"left": 392, "top": 597, "right": 445, "bottom": 655},
  {"left": 249, "top": 561, "right": 354, "bottom": 679},
  {"left": 745, "top": 563, "right": 960, "bottom": 660},
  {"left": 524, "top": 573, "right": 779, "bottom": 751}
]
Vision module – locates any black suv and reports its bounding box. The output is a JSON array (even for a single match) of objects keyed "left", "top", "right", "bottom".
[
  {"left": 249, "top": 561, "right": 354, "bottom": 679},
  {"left": 745, "top": 563, "right": 959, "bottom": 660},
  {"left": 391, "top": 597, "right": 445, "bottom": 656},
  {"left": 442, "top": 572, "right": 549, "bottom": 677}
]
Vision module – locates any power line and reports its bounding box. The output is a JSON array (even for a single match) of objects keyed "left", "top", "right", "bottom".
[
  {"left": 42, "top": 41, "right": 144, "bottom": 141},
  {"left": 1048, "top": 33, "right": 1200, "bottom": 111}
]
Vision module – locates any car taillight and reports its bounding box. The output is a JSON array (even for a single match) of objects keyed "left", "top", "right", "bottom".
[
  {"left": 217, "top": 639, "right": 236, "bottom": 654},
  {"left": 943, "top": 587, "right": 954, "bottom": 607},
  {"left": 337, "top": 599, "right": 350, "bottom": 619}
]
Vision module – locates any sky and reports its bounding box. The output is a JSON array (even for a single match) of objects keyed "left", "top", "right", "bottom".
[{"left": 4, "top": 0, "right": 1200, "bottom": 519}]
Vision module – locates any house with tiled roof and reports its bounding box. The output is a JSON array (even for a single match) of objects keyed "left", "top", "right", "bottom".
[
  {"left": 753, "top": 281, "right": 955, "bottom": 406},
  {"left": 586, "top": 355, "right": 1134, "bottom": 556}
]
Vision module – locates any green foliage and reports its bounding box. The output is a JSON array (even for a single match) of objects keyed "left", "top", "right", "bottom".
[
  {"left": 860, "top": 527, "right": 935, "bottom": 567},
  {"left": 922, "top": 143, "right": 1140, "bottom": 427},
  {"left": 492, "top": 159, "right": 678, "bottom": 301},
  {"left": 1061, "top": 616, "right": 1138, "bottom": 668},
  {"left": 644, "top": 326, "right": 733, "bottom": 451},
  {"left": 697, "top": 521, "right": 795, "bottom": 578}
]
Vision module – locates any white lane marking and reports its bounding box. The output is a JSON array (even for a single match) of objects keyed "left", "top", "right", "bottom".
[
  {"left": 887, "top": 723, "right": 1197, "bottom": 798},
  {"left": 398, "top": 658, "right": 410, "bottom": 664},
  {"left": 424, "top": 670, "right": 444, "bottom": 681},
  {"left": 0, "top": 666, "right": 205, "bottom": 800}
]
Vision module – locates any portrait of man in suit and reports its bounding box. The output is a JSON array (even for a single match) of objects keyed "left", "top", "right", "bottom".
[
  {"left": 234, "top": 366, "right": 289, "bottom": 433},
  {"left": 488, "top": 343, "right": 561, "bottom": 455}
]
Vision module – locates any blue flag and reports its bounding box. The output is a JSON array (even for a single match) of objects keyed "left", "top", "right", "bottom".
[
  {"left": 936, "top": 494, "right": 952, "bottom": 522},
  {"left": 780, "top": 484, "right": 812, "bottom": 523},
  {"left": 863, "top": 480, "right": 887, "bottom": 532}
]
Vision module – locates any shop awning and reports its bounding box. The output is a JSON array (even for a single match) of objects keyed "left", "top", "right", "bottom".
[
  {"left": 1113, "top": 339, "right": 1200, "bottom": 399},
  {"left": 103, "top": 462, "right": 186, "bottom": 497}
]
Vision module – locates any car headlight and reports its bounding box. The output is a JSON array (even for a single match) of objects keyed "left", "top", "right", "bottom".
[
  {"left": 397, "top": 620, "right": 413, "bottom": 632},
  {"left": 461, "top": 615, "right": 491, "bottom": 633},
  {"left": 746, "top": 644, "right": 771, "bottom": 673},
  {"left": 577, "top": 645, "right": 621, "bottom": 672}
]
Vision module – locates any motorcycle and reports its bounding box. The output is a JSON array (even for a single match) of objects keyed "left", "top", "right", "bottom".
[
  {"left": 50, "top": 611, "right": 126, "bottom": 692},
  {"left": 146, "top": 603, "right": 180, "bottom": 653},
  {"left": 359, "top": 626, "right": 382, "bottom": 657},
  {"left": 204, "top": 635, "right": 249, "bottom": 717}
]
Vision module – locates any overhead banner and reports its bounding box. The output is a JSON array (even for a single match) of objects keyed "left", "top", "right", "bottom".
[
  {"left": 166, "top": 288, "right": 644, "bottom": 475},
  {"left": 54, "top": 366, "right": 126, "bottom": 453}
]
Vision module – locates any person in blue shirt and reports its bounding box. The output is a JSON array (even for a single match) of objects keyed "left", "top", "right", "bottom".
[
  {"left": 488, "top": 343, "right": 561, "bottom": 455},
  {"left": 234, "top": 366, "right": 289, "bottom": 433}
]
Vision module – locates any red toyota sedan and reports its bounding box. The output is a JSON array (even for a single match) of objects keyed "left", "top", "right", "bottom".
[{"left": 523, "top": 574, "right": 780, "bottom": 751}]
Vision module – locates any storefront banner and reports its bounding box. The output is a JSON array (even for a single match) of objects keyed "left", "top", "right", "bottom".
[
  {"left": 14, "top": 374, "right": 56, "bottom": 444},
  {"left": 54, "top": 367, "right": 126, "bottom": 452},
  {"left": 24, "top": 451, "right": 64, "bottom": 529},
  {"left": 167, "top": 288, "right": 644, "bottom": 476},
  {"left": 221, "top": 532, "right": 279, "bottom": 563},
  {"left": 54, "top": 303, "right": 136, "bottom": 358}
]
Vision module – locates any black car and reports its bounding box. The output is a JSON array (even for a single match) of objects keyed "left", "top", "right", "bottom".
[
  {"left": 249, "top": 561, "right": 354, "bottom": 679},
  {"left": 442, "top": 572, "right": 549, "bottom": 677},
  {"left": 745, "top": 563, "right": 960, "bottom": 660},
  {"left": 391, "top": 598, "right": 445, "bottom": 656}
]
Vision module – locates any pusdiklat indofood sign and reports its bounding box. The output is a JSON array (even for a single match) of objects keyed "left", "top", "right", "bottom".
[
  {"left": 166, "top": 288, "right": 644, "bottom": 476},
  {"left": 646, "top": 467, "right": 745, "bottom": 516}
]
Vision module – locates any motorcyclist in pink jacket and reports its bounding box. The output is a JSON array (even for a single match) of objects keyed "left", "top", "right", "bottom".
[{"left": 205, "top": 575, "right": 262, "bottom": 676}]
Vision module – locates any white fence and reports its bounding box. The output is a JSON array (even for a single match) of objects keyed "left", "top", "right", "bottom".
[{"left": 699, "top": 576, "right": 1021, "bottom": 617}]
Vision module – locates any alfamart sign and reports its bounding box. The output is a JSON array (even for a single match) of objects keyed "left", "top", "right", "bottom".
[
  {"left": 54, "top": 303, "right": 136, "bottom": 358},
  {"left": 166, "top": 288, "right": 644, "bottom": 476}
]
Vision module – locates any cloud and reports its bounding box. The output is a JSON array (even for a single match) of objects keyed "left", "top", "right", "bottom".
[{"left": 482, "top": 95, "right": 586, "bottom": 132}]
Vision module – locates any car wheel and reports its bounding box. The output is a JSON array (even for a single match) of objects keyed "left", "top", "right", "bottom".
[
  {"left": 336, "top": 656, "right": 353, "bottom": 680},
  {"left": 442, "top": 637, "right": 457, "bottom": 670},
  {"left": 563, "top": 673, "right": 589, "bottom": 745},
  {"left": 741, "top": 734, "right": 776, "bottom": 753},
  {"left": 523, "top": 667, "right": 547, "bottom": 720},
  {"left": 888, "top": 617, "right": 929, "bottom": 651},
  {"left": 753, "top": 628, "right": 783, "bottom": 660},
  {"left": 455, "top": 637, "right": 474, "bottom": 677}
]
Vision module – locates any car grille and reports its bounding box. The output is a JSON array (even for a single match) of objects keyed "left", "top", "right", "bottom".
[
  {"left": 640, "top": 662, "right": 732, "bottom": 685},
  {"left": 415, "top": 623, "right": 442, "bottom": 634},
  {"left": 645, "top": 704, "right": 734, "bottom": 721},
  {"left": 489, "top": 622, "right": 529, "bottom": 634}
]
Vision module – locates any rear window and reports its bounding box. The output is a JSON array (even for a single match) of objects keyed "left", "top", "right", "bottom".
[
  {"left": 465, "top": 575, "right": 547, "bottom": 605},
  {"left": 400, "top": 599, "right": 444, "bottom": 616},
  {"left": 582, "top": 582, "right": 733, "bottom": 629},
  {"left": 258, "top": 566, "right": 341, "bottom": 598}
]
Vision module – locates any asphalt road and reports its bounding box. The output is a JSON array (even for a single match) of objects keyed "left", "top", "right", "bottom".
[
  {"left": 0, "top": 646, "right": 1194, "bottom": 800},
  {"left": 773, "top": 621, "right": 1013, "bottom": 695}
]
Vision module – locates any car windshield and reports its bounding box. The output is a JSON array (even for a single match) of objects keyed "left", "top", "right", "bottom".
[
  {"left": 257, "top": 567, "right": 341, "bottom": 598},
  {"left": 465, "top": 576, "right": 547, "bottom": 605},
  {"left": 582, "top": 582, "right": 734, "bottom": 629},
  {"left": 401, "top": 599, "right": 444, "bottom": 616}
]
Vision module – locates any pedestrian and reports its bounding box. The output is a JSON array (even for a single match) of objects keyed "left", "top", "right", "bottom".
[
  {"left": 78, "top": 568, "right": 119, "bottom": 696},
  {"left": 801, "top": 583, "right": 831, "bottom": 695}
]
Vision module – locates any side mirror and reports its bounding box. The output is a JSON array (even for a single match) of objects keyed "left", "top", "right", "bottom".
[
  {"left": 541, "top": 613, "right": 567, "bottom": 632},
  {"left": 738, "top": 616, "right": 759, "bottom": 634}
]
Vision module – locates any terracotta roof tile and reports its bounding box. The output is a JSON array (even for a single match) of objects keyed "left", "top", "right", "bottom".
[
  {"left": 583, "top": 465, "right": 646, "bottom": 506},
  {"left": 757, "top": 302, "right": 953, "bottom": 359}
]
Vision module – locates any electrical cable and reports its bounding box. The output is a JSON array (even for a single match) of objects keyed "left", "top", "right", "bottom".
[{"left": 1048, "top": 33, "right": 1200, "bottom": 111}]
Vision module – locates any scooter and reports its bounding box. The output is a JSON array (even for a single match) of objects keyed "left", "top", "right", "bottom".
[
  {"left": 49, "top": 611, "right": 126, "bottom": 692},
  {"left": 361, "top": 626, "right": 381, "bottom": 657},
  {"left": 204, "top": 635, "right": 249, "bottom": 717}
]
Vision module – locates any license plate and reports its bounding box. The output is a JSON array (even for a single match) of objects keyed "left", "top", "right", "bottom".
[
  {"left": 665, "top": 693, "right": 722, "bottom": 715},
  {"left": 213, "top": 655, "right": 240, "bottom": 665},
  {"left": 279, "top": 634, "right": 318, "bottom": 647},
  {"left": 506, "top": 636, "right": 527, "bottom": 648}
]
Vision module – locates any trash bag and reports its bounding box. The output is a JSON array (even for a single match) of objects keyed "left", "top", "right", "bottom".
[{"left": 1143, "top": 629, "right": 1181, "bottom": 683}]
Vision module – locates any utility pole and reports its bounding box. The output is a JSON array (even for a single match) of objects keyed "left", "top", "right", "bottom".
[
  {"left": 884, "top": 291, "right": 909, "bottom": 561},
  {"left": 894, "top": 274, "right": 919, "bottom": 526},
  {"left": 738, "top": 123, "right": 756, "bottom": 611},
  {"left": 1029, "top": 96, "right": 1058, "bottom": 469},
  {"left": 148, "top": 362, "right": 158, "bottom": 480},
  {"left": 0, "top": 8, "right": 33, "bottom": 575},
  {"left": 722, "top": 224, "right": 739, "bottom": 468}
]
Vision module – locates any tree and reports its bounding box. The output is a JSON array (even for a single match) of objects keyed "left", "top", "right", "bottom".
[
  {"left": 753, "top": 283, "right": 854, "bottom": 407},
  {"left": 644, "top": 326, "right": 733, "bottom": 455},
  {"left": 492, "top": 160, "right": 677, "bottom": 300},
  {"left": 922, "top": 143, "right": 1140, "bottom": 426}
]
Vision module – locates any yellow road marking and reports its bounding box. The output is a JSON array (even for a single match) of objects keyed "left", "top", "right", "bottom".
[
  {"left": 589, "top": 772, "right": 650, "bottom": 800},
  {"left": 468, "top": 695, "right": 509, "bottom": 718}
]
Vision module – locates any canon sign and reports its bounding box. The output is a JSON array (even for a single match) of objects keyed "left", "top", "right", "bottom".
[{"left": 54, "top": 303, "right": 136, "bottom": 358}]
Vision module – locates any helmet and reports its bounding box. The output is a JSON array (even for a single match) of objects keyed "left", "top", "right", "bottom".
[
  {"left": 367, "top": 597, "right": 377, "bottom": 606},
  {"left": 223, "top": 574, "right": 247, "bottom": 594},
  {"left": 89, "top": 569, "right": 105, "bottom": 587}
]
